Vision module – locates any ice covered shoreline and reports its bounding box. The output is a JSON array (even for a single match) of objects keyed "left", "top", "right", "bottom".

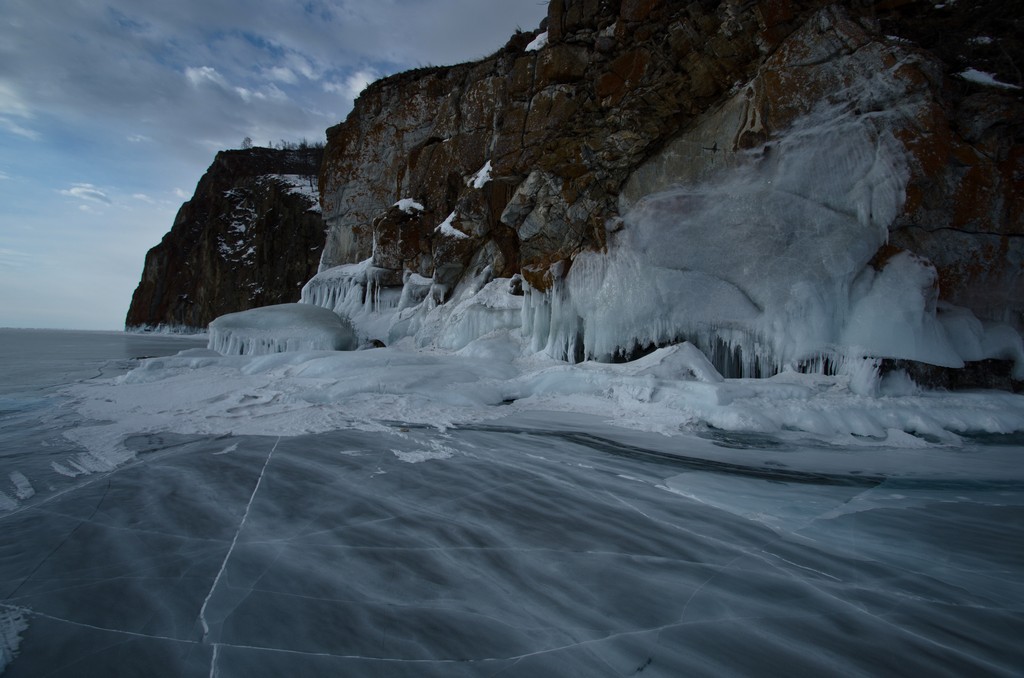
[
  {"left": 60, "top": 327, "right": 1024, "bottom": 478},
  {"left": 4, "top": 330, "right": 1023, "bottom": 676}
]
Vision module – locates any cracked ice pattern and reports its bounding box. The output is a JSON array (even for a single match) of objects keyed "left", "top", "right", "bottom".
[
  {"left": 1, "top": 331, "right": 1022, "bottom": 676},
  {"left": 1, "top": 422, "right": 1023, "bottom": 676}
]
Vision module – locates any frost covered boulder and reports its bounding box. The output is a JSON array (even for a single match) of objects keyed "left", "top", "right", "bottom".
[{"left": 208, "top": 303, "right": 357, "bottom": 355}]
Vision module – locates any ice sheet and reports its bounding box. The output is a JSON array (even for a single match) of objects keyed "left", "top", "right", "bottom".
[
  {"left": 2, "top": 426, "right": 1021, "bottom": 676},
  {"left": 2, "top": 331, "right": 1023, "bottom": 675}
]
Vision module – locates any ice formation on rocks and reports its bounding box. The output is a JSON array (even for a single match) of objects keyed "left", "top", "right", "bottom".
[{"left": 208, "top": 303, "right": 357, "bottom": 355}]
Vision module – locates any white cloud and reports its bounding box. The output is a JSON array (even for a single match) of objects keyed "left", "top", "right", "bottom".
[
  {"left": 325, "top": 69, "right": 378, "bottom": 101},
  {"left": 132, "top": 193, "right": 155, "bottom": 203},
  {"left": 0, "top": 81, "right": 39, "bottom": 139},
  {"left": 0, "top": 81, "right": 32, "bottom": 118},
  {"left": 185, "top": 65, "right": 228, "bottom": 88},
  {"left": 60, "top": 183, "right": 112, "bottom": 204},
  {"left": 0, "top": 117, "right": 38, "bottom": 139},
  {"left": 0, "top": 0, "right": 548, "bottom": 330},
  {"left": 0, "top": 247, "right": 31, "bottom": 269},
  {"left": 234, "top": 86, "right": 264, "bottom": 103},
  {"left": 264, "top": 66, "right": 298, "bottom": 84}
]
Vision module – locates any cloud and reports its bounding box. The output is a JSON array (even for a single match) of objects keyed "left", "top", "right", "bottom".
[
  {"left": 132, "top": 193, "right": 155, "bottom": 203},
  {"left": 60, "top": 183, "right": 112, "bottom": 204},
  {"left": 264, "top": 66, "right": 298, "bottom": 84},
  {"left": 0, "top": 0, "right": 547, "bottom": 165},
  {"left": 324, "top": 69, "right": 378, "bottom": 102},
  {"left": 0, "top": 0, "right": 548, "bottom": 329},
  {"left": 185, "top": 65, "right": 228, "bottom": 88},
  {"left": 0, "top": 81, "right": 39, "bottom": 139},
  {"left": 0, "top": 247, "right": 31, "bottom": 269}
]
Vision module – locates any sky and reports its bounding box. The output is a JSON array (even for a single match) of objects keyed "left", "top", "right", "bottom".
[{"left": 0, "top": 0, "right": 548, "bottom": 330}]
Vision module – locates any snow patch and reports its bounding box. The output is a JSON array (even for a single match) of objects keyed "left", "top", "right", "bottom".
[
  {"left": 264, "top": 174, "right": 320, "bottom": 210},
  {"left": 394, "top": 198, "right": 425, "bottom": 214},
  {"left": 467, "top": 160, "right": 492, "bottom": 189},
  {"left": 392, "top": 440, "right": 457, "bottom": 463},
  {"left": 958, "top": 68, "right": 1022, "bottom": 90},
  {"left": 525, "top": 31, "right": 548, "bottom": 51},
  {"left": 8, "top": 471, "right": 34, "bottom": 500},
  {"left": 435, "top": 210, "right": 468, "bottom": 239},
  {"left": 0, "top": 606, "right": 28, "bottom": 672}
]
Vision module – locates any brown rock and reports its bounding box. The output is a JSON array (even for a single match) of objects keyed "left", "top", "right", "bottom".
[{"left": 126, "top": 147, "right": 325, "bottom": 329}]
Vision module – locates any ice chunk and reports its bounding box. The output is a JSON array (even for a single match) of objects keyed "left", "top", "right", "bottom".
[{"left": 208, "top": 303, "right": 357, "bottom": 355}]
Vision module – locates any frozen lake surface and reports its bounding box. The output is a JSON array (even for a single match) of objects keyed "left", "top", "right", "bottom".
[{"left": 1, "top": 330, "right": 1022, "bottom": 676}]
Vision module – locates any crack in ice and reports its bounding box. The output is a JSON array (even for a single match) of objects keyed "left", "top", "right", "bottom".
[{"left": 198, "top": 436, "right": 280, "bottom": 643}]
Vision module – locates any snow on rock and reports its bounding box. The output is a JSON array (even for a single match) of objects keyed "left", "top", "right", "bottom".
[
  {"left": 264, "top": 174, "right": 320, "bottom": 211},
  {"left": 208, "top": 303, "right": 357, "bottom": 355},
  {"left": 467, "top": 161, "right": 492, "bottom": 189},
  {"left": 394, "top": 198, "right": 425, "bottom": 214},
  {"left": 957, "top": 68, "right": 1022, "bottom": 90},
  {"left": 435, "top": 210, "right": 469, "bottom": 239},
  {"left": 525, "top": 31, "right": 548, "bottom": 51}
]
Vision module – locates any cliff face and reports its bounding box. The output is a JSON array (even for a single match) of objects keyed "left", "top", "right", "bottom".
[
  {"left": 126, "top": 147, "right": 326, "bottom": 329},
  {"left": 316, "top": 0, "right": 1022, "bottom": 366}
]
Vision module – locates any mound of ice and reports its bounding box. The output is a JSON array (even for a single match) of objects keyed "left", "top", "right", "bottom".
[
  {"left": 208, "top": 303, "right": 357, "bottom": 355},
  {"left": 301, "top": 259, "right": 404, "bottom": 344}
]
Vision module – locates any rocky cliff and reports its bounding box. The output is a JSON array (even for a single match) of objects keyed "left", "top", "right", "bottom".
[
  {"left": 126, "top": 147, "right": 326, "bottom": 329},
  {"left": 310, "top": 0, "right": 1022, "bottom": 380}
]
